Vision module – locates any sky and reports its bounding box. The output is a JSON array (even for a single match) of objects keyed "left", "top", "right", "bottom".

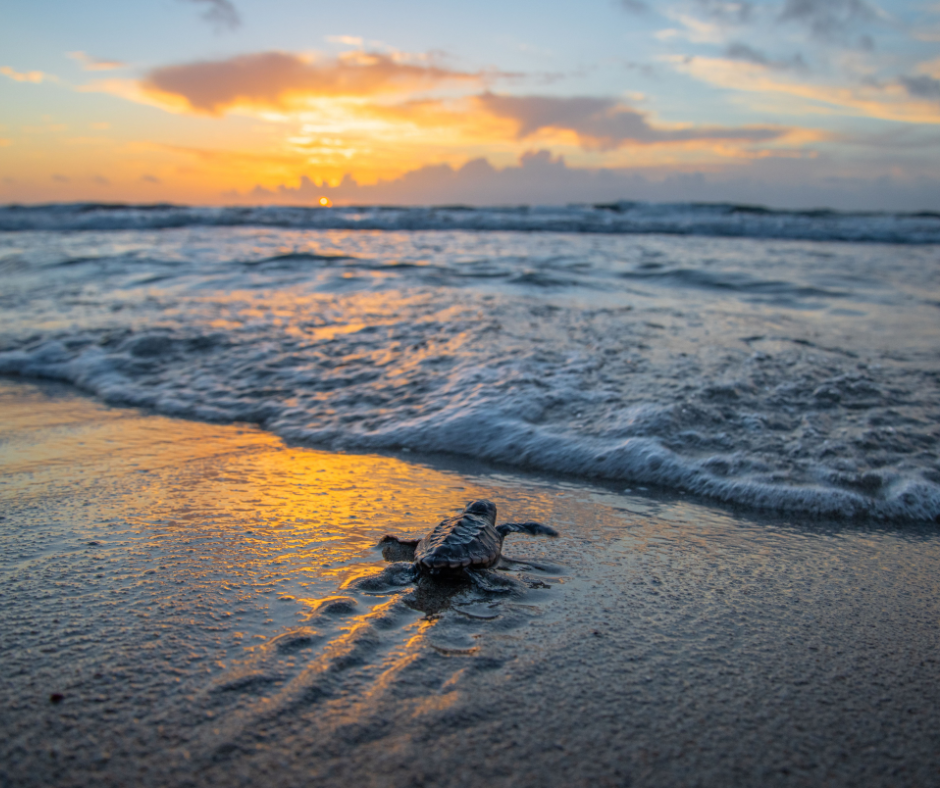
[{"left": 1, "top": 0, "right": 939, "bottom": 209}]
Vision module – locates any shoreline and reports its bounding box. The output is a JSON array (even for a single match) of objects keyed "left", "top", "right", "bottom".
[{"left": 3, "top": 377, "right": 940, "bottom": 787}]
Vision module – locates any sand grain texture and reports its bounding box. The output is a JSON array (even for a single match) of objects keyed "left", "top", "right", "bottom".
[{"left": 2, "top": 379, "right": 939, "bottom": 788}]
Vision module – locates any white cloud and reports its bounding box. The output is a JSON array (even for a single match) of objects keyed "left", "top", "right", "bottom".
[{"left": 327, "top": 35, "right": 364, "bottom": 48}]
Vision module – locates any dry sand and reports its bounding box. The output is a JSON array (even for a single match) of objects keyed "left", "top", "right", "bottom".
[{"left": 2, "top": 378, "right": 940, "bottom": 787}]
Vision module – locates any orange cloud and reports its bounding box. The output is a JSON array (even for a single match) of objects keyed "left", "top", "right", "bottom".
[
  {"left": 141, "top": 141, "right": 305, "bottom": 167},
  {"left": 140, "top": 51, "right": 487, "bottom": 115},
  {"left": 354, "top": 96, "right": 517, "bottom": 145},
  {"left": 67, "top": 51, "right": 126, "bottom": 71},
  {"left": 85, "top": 49, "right": 798, "bottom": 165},
  {"left": 65, "top": 49, "right": 826, "bottom": 192},
  {"left": 1, "top": 66, "right": 49, "bottom": 83},
  {"left": 475, "top": 92, "right": 786, "bottom": 149},
  {"left": 359, "top": 92, "right": 790, "bottom": 152}
]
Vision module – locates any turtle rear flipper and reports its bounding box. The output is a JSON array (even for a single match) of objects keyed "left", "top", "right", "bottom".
[
  {"left": 354, "top": 562, "right": 416, "bottom": 592},
  {"left": 496, "top": 521, "right": 558, "bottom": 538}
]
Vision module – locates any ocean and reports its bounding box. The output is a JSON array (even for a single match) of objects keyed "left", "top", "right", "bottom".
[
  {"left": 4, "top": 200, "right": 940, "bottom": 787},
  {"left": 2, "top": 201, "right": 939, "bottom": 522}
]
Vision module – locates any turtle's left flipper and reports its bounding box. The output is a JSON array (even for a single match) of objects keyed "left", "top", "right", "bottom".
[
  {"left": 378, "top": 534, "right": 421, "bottom": 562},
  {"left": 496, "top": 521, "right": 558, "bottom": 537},
  {"left": 379, "top": 535, "right": 421, "bottom": 546},
  {"left": 499, "top": 556, "right": 556, "bottom": 571}
]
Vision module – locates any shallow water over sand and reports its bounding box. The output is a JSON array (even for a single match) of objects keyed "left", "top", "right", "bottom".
[{"left": 3, "top": 379, "right": 939, "bottom": 787}]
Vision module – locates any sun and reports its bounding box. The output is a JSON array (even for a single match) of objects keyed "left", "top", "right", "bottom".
[{"left": 318, "top": 196, "right": 333, "bottom": 207}]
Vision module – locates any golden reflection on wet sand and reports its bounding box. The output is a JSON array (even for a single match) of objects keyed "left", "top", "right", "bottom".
[{"left": 3, "top": 378, "right": 940, "bottom": 788}]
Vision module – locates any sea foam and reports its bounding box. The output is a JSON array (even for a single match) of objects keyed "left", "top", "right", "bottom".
[{"left": 1, "top": 217, "right": 939, "bottom": 522}]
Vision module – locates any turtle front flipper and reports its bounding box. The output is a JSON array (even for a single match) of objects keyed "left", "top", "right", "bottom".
[
  {"left": 378, "top": 534, "right": 421, "bottom": 561},
  {"left": 496, "top": 521, "right": 558, "bottom": 538},
  {"left": 379, "top": 535, "right": 421, "bottom": 546}
]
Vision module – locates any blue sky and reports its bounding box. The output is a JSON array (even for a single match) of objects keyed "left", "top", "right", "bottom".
[{"left": 2, "top": 0, "right": 939, "bottom": 208}]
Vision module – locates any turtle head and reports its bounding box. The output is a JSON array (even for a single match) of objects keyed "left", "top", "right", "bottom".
[{"left": 465, "top": 499, "right": 496, "bottom": 518}]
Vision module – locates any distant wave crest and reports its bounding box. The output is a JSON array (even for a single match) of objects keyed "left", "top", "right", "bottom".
[{"left": 2, "top": 201, "right": 940, "bottom": 243}]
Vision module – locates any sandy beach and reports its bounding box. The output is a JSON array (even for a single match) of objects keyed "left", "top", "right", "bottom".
[
  {"left": 6, "top": 0, "right": 940, "bottom": 782},
  {"left": 2, "top": 377, "right": 939, "bottom": 787}
]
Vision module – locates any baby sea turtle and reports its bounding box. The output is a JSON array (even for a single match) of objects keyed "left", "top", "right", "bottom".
[{"left": 378, "top": 499, "right": 558, "bottom": 590}]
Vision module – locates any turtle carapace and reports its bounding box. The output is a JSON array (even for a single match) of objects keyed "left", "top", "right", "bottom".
[{"left": 378, "top": 499, "right": 558, "bottom": 586}]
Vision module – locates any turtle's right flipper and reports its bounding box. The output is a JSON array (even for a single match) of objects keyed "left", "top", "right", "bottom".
[
  {"left": 499, "top": 556, "right": 559, "bottom": 572},
  {"left": 463, "top": 568, "right": 515, "bottom": 594},
  {"left": 496, "top": 521, "right": 558, "bottom": 538}
]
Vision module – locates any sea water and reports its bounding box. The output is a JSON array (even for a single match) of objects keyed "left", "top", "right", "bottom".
[{"left": 2, "top": 202, "right": 939, "bottom": 521}]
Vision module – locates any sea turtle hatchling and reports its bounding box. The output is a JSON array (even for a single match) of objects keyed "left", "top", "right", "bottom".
[{"left": 378, "top": 499, "right": 558, "bottom": 590}]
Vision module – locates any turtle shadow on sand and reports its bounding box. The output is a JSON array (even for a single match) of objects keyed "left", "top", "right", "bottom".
[{"left": 352, "top": 499, "right": 560, "bottom": 615}]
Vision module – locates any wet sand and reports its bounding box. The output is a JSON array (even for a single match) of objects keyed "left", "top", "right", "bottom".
[{"left": 2, "top": 378, "right": 939, "bottom": 788}]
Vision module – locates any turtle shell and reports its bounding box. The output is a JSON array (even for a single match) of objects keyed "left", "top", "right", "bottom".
[{"left": 414, "top": 500, "right": 501, "bottom": 572}]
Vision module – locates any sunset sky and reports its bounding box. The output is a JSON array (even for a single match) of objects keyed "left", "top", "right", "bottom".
[{"left": 2, "top": 0, "right": 939, "bottom": 208}]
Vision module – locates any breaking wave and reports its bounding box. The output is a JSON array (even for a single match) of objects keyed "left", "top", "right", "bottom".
[{"left": 2, "top": 201, "right": 940, "bottom": 243}]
